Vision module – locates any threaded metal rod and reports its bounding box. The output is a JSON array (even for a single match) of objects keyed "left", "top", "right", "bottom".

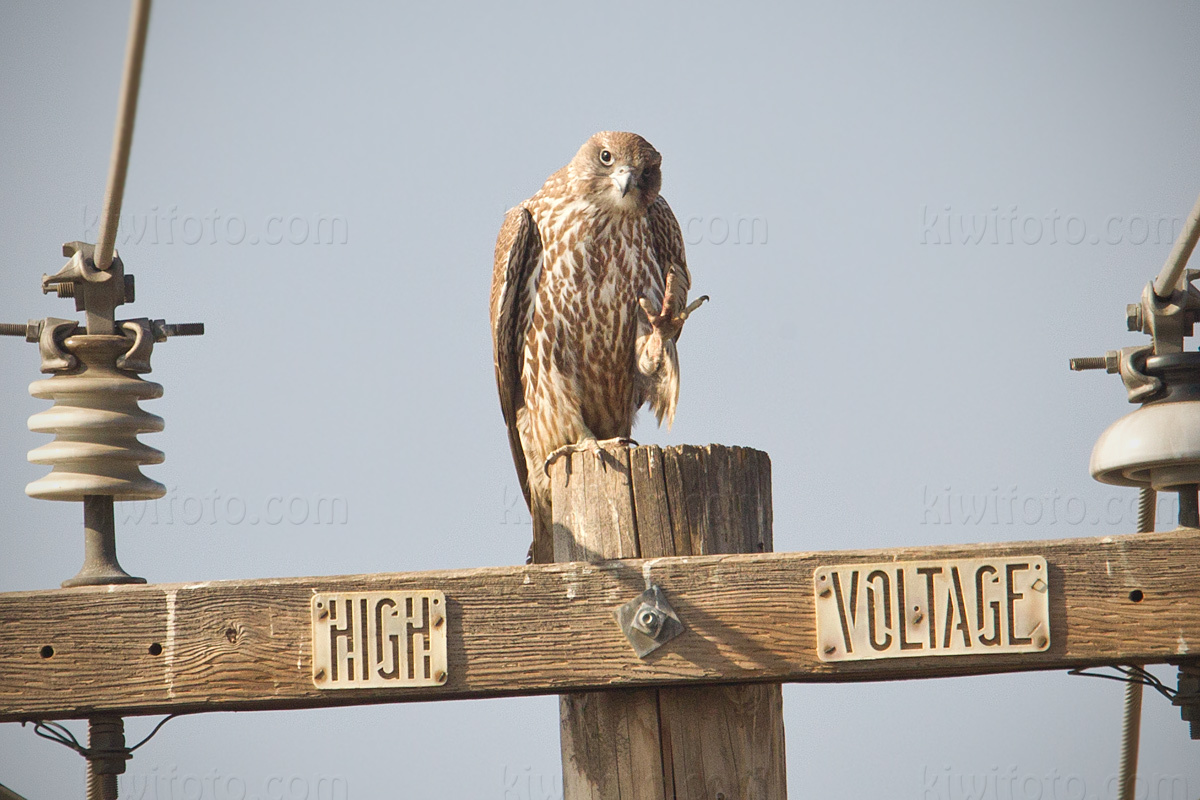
[
  {"left": 1070, "top": 357, "right": 1108, "bottom": 371},
  {"left": 1137, "top": 487, "right": 1156, "bottom": 534},
  {"left": 1117, "top": 486, "right": 1156, "bottom": 800},
  {"left": 86, "top": 717, "right": 126, "bottom": 800},
  {"left": 86, "top": 763, "right": 116, "bottom": 800},
  {"left": 1117, "top": 676, "right": 1144, "bottom": 800},
  {"left": 0, "top": 324, "right": 27, "bottom": 337}
]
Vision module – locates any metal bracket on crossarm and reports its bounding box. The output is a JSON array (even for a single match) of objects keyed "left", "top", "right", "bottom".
[{"left": 615, "top": 584, "right": 685, "bottom": 658}]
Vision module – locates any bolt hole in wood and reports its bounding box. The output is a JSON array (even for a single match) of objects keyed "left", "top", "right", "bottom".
[
  {"left": 148, "top": 642, "right": 163, "bottom": 655},
  {"left": 39, "top": 645, "right": 53, "bottom": 659},
  {"left": 1130, "top": 589, "right": 1145, "bottom": 603}
]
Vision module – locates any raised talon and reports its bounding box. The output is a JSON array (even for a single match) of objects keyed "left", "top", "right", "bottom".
[
  {"left": 639, "top": 290, "right": 709, "bottom": 343},
  {"left": 680, "top": 295, "right": 709, "bottom": 320}
]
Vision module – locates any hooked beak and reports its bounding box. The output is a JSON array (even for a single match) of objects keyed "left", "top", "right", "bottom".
[{"left": 611, "top": 166, "right": 634, "bottom": 197}]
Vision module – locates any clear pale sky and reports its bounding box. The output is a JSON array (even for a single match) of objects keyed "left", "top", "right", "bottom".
[{"left": 3, "top": 2, "right": 1200, "bottom": 797}]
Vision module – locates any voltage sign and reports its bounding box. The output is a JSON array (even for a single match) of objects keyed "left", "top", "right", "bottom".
[{"left": 814, "top": 557, "right": 1050, "bottom": 662}]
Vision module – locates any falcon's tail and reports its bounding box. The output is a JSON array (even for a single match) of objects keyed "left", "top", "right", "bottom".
[
  {"left": 645, "top": 337, "right": 681, "bottom": 429},
  {"left": 529, "top": 492, "right": 555, "bottom": 564}
]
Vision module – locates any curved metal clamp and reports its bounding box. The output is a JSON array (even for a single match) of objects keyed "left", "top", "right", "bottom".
[
  {"left": 37, "top": 318, "right": 81, "bottom": 373},
  {"left": 117, "top": 318, "right": 155, "bottom": 373},
  {"left": 1117, "top": 345, "right": 1161, "bottom": 403}
]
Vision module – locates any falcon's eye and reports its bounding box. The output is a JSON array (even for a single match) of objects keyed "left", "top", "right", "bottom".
[{"left": 599, "top": 149, "right": 614, "bottom": 166}]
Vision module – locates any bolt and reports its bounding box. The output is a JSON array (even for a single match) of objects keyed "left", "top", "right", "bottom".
[
  {"left": 1069, "top": 351, "right": 1120, "bottom": 373},
  {"left": 434, "top": 670, "right": 447, "bottom": 683},
  {"left": 1070, "top": 356, "right": 1107, "bottom": 371},
  {"left": 631, "top": 603, "right": 666, "bottom": 639},
  {"left": 0, "top": 320, "right": 41, "bottom": 341},
  {"left": 818, "top": 587, "right": 832, "bottom": 598},
  {"left": 314, "top": 668, "right": 326, "bottom": 681},
  {"left": 1128, "top": 303, "right": 1143, "bottom": 332},
  {"left": 41, "top": 279, "right": 75, "bottom": 298},
  {"left": 433, "top": 615, "right": 444, "bottom": 629},
  {"left": 824, "top": 645, "right": 837, "bottom": 655},
  {"left": 1034, "top": 635, "right": 1048, "bottom": 649}
]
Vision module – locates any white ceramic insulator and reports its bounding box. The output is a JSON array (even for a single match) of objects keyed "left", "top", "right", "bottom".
[
  {"left": 26, "top": 334, "right": 166, "bottom": 501},
  {"left": 1091, "top": 400, "right": 1200, "bottom": 490}
]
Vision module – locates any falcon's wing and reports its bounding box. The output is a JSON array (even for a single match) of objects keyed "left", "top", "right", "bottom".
[
  {"left": 490, "top": 205, "right": 542, "bottom": 508},
  {"left": 647, "top": 196, "right": 692, "bottom": 335},
  {"left": 639, "top": 196, "right": 693, "bottom": 428}
]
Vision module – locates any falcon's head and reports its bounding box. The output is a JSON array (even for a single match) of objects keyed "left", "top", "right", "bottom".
[{"left": 570, "top": 131, "right": 663, "bottom": 213}]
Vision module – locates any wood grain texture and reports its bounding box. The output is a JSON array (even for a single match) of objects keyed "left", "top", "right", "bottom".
[
  {"left": 553, "top": 445, "right": 786, "bottom": 800},
  {"left": 1, "top": 512, "right": 1199, "bottom": 722},
  {"left": 654, "top": 447, "right": 785, "bottom": 800},
  {"left": 554, "top": 445, "right": 667, "bottom": 799},
  {"left": 658, "top": 685, "right": 786, "bottom": 798},
  {"left": 559, "top": 690, "right": 666, "bottom": 800}
]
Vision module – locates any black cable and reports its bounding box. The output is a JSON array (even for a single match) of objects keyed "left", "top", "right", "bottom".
[
  {"left": 23, "top": 713, "right": 184, "bottom": 759},
  {"left": 1068, "top": 665, "right": 1178, "bottom": 702}
]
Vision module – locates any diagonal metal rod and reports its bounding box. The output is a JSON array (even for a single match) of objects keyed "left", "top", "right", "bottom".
[
  {"left": 1153, "top": 192, "right": 1200, "bottom": 299},
  {"left": 93, "top": 0, "right": 152, "bottom": 281}
]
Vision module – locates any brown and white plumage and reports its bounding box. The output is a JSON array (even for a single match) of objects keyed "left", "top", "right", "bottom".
[{"left": 490, "top": 131, "right": 705, "bottom": 563}]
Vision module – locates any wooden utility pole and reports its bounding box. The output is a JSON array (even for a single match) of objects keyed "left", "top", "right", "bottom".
[{"left": 551, "top": 444, "right": 787, "bottom": 800}]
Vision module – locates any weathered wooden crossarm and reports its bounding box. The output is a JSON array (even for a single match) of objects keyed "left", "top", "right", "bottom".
[{"left": 1, "top": 529, "right": 1197, "bottom": 722}]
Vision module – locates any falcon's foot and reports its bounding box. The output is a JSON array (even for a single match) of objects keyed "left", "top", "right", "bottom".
[
  {"left": 638, "top": 292, "right": 709, "bottom": 341},
  {"left": 543, "top": 437, "right": 638, "bottom": 478}
]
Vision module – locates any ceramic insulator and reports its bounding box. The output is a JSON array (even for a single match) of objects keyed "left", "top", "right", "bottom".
[{"left": 26, "top": 334, "right": 166, "bottom": 501}]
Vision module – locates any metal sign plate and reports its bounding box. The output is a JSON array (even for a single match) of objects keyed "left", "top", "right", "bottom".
[
  {"left": 814, "top": 556, "right": 1049, "bottom": 662},
  {"left": 311, "top": 590, "right": 448, "bottom": 689}
]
